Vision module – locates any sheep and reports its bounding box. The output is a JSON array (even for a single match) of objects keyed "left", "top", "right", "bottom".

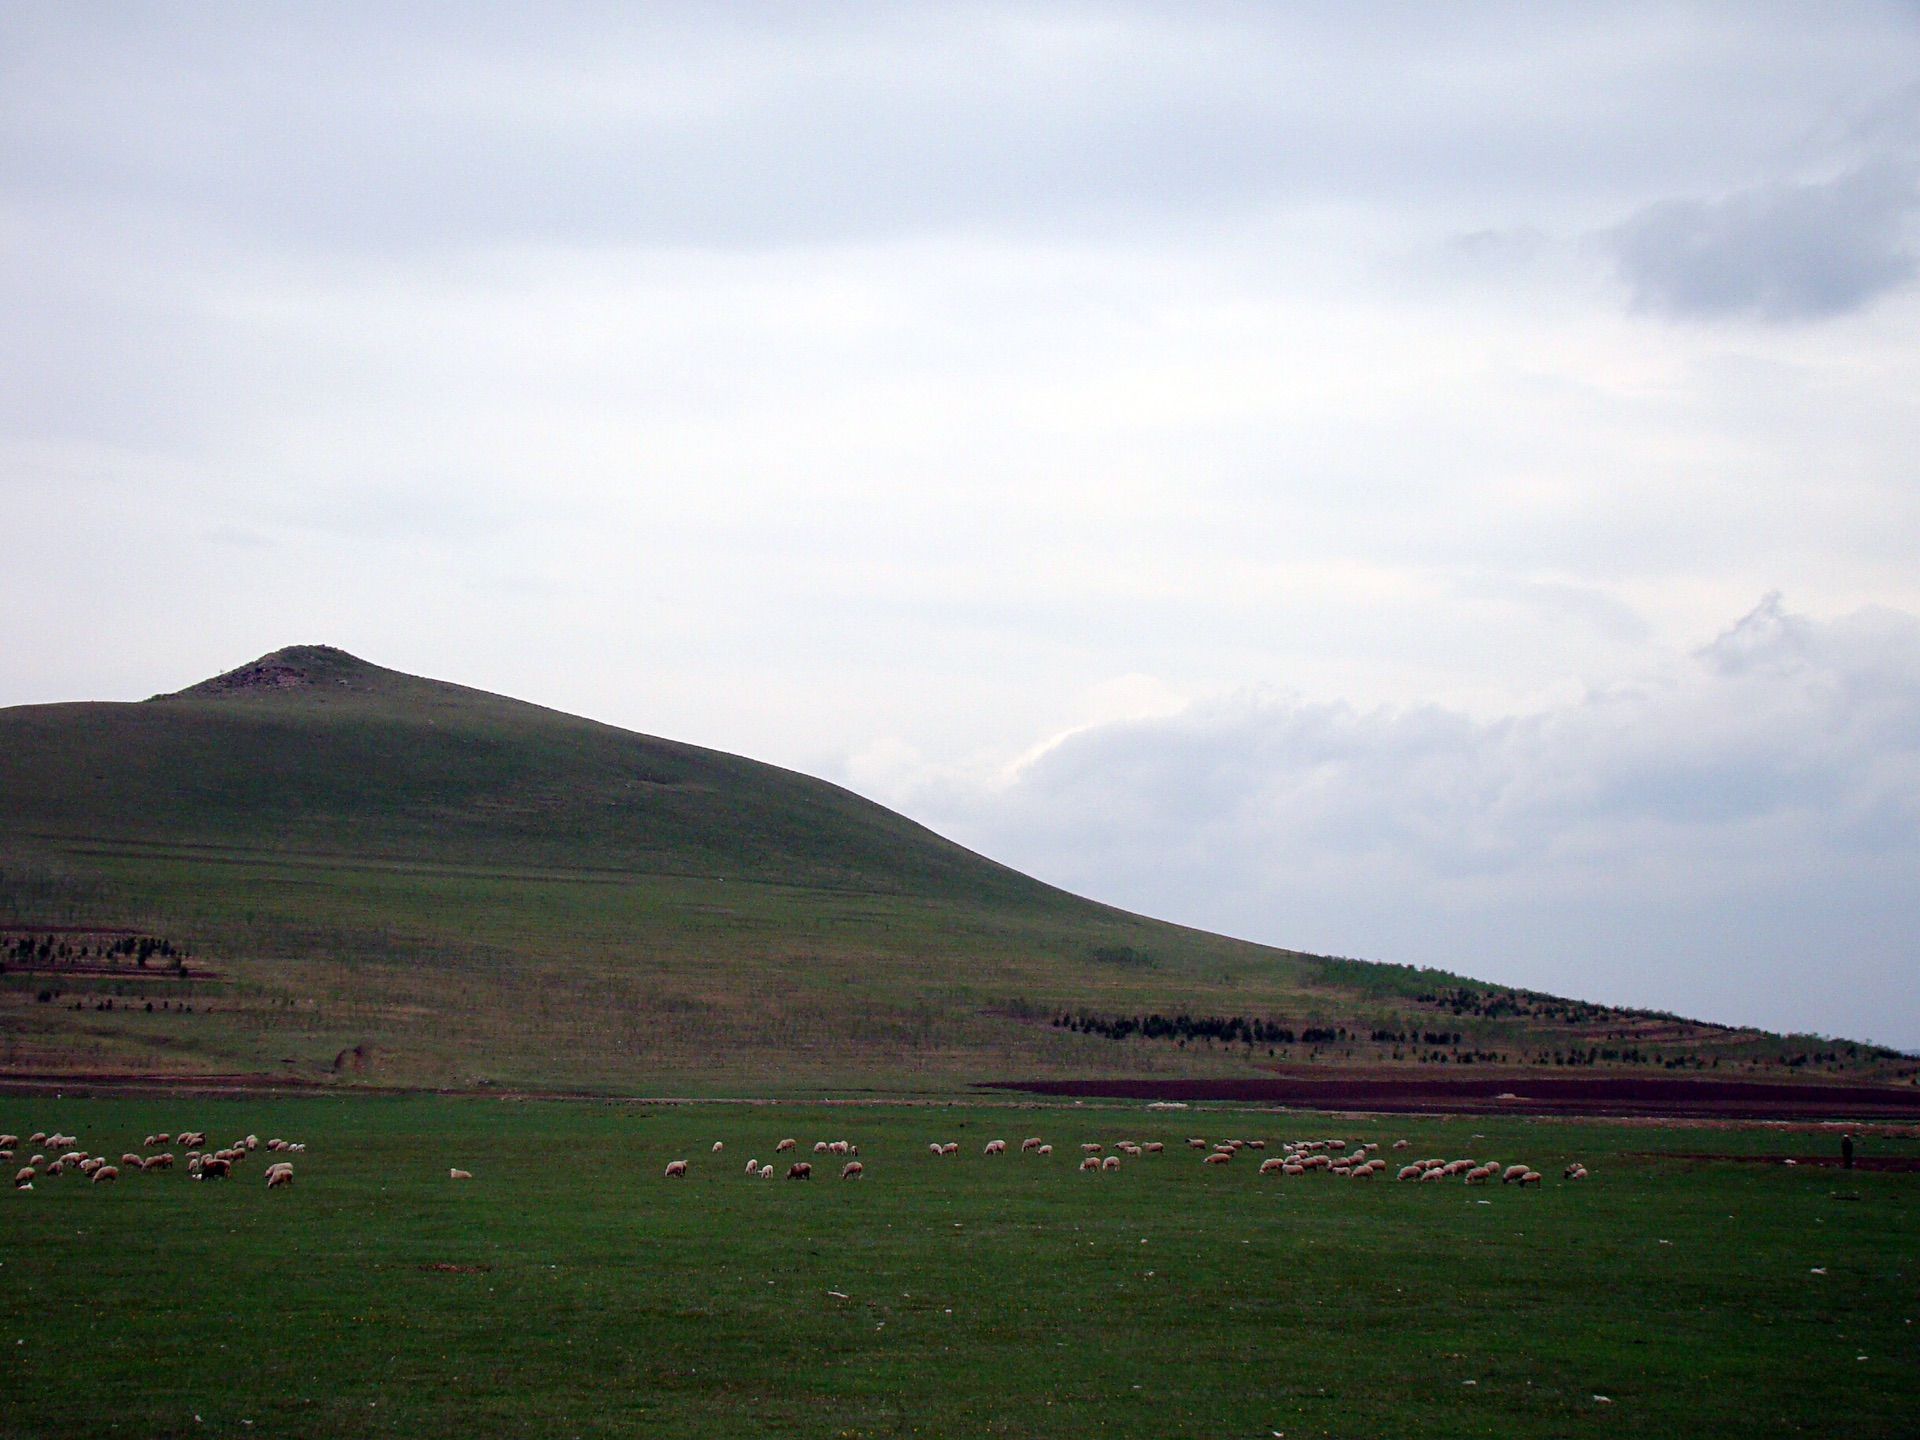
[
  {"left": 814, "top": 1141, "right": 830, "bottom": 1153},
  {"left": 984, "top": 1140, "right": 1007, "bottom": 1155},
  {"left": 775, "top": 1138, "right": 798, "bottom": 1153},
  {"left": 1020, "top": 1137, "right": 1044, "bottom": 1152},
  {"left": 1203, "top": 1151, "right": 1232, "bottom": 1166},
  {"left": 91, "top": 1165, "right": 120, "bottom": 1185},
  {"left": 244, "top": 1135, "right": 260, "bottom": 1151},
  {"left": 1350, "top": 1164, "right": 1376, "bottom": 1180},
  {"left": 1118, "top": 1143, "right": 1143, "bottom": 1157},
  {"left": 1566, "top": 1165, "right": 1589, "bottom": 1181},
  {"left": 1391, "top": 1139, "right": 1411, "bottom": 1150},
  {"left": 1420, "top": 1167, "right": 1446, "bottom": 1183},
  {"left": 840, "top": 1161, "right": 864, "bottom": 1180},
  {"left": 48, "top": 1133, "right": 77, "bottom": 1150},
  {"left": 13, "top": 1167, "right": 34, "bottom": 1189},
  {"left": 29, "top": 1132, "right": 47, "bottom": 1146},
  {"left": 1258, "top": 1157, "right": 1285, "bottom": 1175},
  {"left": 1464, "top": 1165, "right": 1494, "bottom": 1185},
  {"left": 143, "top": 1154, "right": 173, "bottom": 1171},
  {"left": 1143, "top": 1141, "right": 1165, "bottom": 1154},
  {"left": 928, "top": 1143, "right": 945, "bottom": 1156},
  {"left": 122, "top": 1152, "right": 144, "bottom": 1167},
  {"left": 0, "top": 1134, "right": 16, "bottom": 1149},
  {"left": 266, "top": 1166, "right": 293, "bottom": 1189},
  {"left": 712, "top": 1141, "right": 724, "bottom": 1153},
  {"left": 829, "top": 1140, "right": 851, "bottom": 1155},
  {"left": 1246, "top": 1140, "right": 1267, "bottom": 1151},
  {"left": 0, "top": 1150, "right": 10, "bottom": 1163},
  {"left": 758, "top": 1164, "right": 774, "bottom": 1179},
  {"left": 786, "top": 1162, "right": 813, "bottom": 1180},
  {"left": 746, "top": 1158, "right": 761, "bottom": 1175},
  {"left": 1036, "top": 1144, "right": 1053, "bottom": 1157},
  {"left": 448, "top": 1167, "right": 472, "bottom": 1181},
  {"left": 940, "top": 1143, "right": 959, "bottom": 1156},
  {"left": 1101, "top": 1155, "right": 1121, "bottom": 1171},
  {"left": 28, "top": 1153, "right": 46, "bottom": 1169},
  {"left": 1518, "top": 1171, "right": 1543, "bottom": 1187},
  {"left": 1078, "top": 1156, "right": 1101, "bottom": 1172},
  {"left": 1502, "top": 1165, "right": 1530, "bottom": 1185},
  {"left": 663, "top": 1160, "right": 689, "bottom": 1179},
  {"left": 1081, "top": 1143, "right": 1103, "bottom": 1154},
  {"left": 1187, "top": 1138, "right": 1208, "bottom": 1149}
]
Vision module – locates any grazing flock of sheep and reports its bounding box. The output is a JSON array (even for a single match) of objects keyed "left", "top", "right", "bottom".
[
  {"left": 6, "top": 1119, "right": 1588, "bottom": 1196},
  {"left": 645, "top": 1129, "right": 1587, "bottom": 1190},
  {"left": 5, "top": 1127, "right": 306, "bottom": 1192}
]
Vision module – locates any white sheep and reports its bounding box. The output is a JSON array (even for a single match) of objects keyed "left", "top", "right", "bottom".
[
  {"left": 1502, "top": 1165, "right": 1530, "bottom": 1184},
  {"left": 1078, "top": 1156, "right": 1101, "bottom": 1171},
  {"left": 91, "top": 1165, "right": 120, "bottom": 1185},
  {"left": 448, "top": 1167, "right": 472, "bottom": 1181},
  {"left": 12, "top": 1167, "right": 34, "bottom": 1189},
  {"left": 1036, "top": 1144, "right": 1053, "bottom": 1157},
  {"left": 758, "top": 1164, "right": 773, "bottom": 1179},
  {"left": 1203, "top": 1151, "right": 1232, "bottom": 1166},
  {"left": 1020, "top": 1137, "right": 1044, "bottom": 1152},
  {"left": 984, "top": 1139, "right": 1007, "bottom": 1155},
  {"left": 840, "top": 1161, "right": 864, "bottom": 1180},
  {"left": 775, "top": 1138, "right": 798, "bottom": 1153},
  {"left": 712, "top": 1141, "right": 725, "bottom": 1153},
  {"left": 746, "top": 1158, "right": 761, "bottom": 1175},
  {"left": 663, "top": 1160, "right": 688, "bottom": 1179},
  {"left": 786, "top": 1162, "right": 813, "bottom": 1180},
  {"left": 1258, "top": 1157, "right": 1285, "bottom": 1175},
  {"left": 1101, "top": 1155, "right": 1120, "bottom": 1171}
]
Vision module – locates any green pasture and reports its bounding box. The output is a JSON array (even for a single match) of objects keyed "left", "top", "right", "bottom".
[{"left": 2, "top": 1097, "right": 1915, "bottom": 1438}]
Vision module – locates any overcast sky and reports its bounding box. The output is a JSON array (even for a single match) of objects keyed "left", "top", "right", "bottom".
[{"left": 5, "top": 4, "right": 1918, "bottom": 1047}]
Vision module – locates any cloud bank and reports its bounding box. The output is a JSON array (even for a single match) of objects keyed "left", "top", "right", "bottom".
[{"left": 898, "top": 599, "right": 1920, "bottom": 1048}]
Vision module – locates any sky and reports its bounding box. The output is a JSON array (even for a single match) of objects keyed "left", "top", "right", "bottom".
[{"left": 3, "top": 4, "right": 1918, "bottom": 1047}]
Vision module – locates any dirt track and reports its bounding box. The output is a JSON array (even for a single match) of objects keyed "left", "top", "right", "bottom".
[{"left": 983, "top": 1073, "right": 1920, "bottom": 1121}]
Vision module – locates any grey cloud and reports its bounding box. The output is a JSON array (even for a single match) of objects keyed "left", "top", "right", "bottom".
[
  {"left": 6, "top": 6, "right": 1909, "bottom": 257},
  {"left": 1608, "top": 164, "right": 1920, "bottom": 321},
  {"left": 909, "top": 600, "right": 1920, "bottom": 1045}
]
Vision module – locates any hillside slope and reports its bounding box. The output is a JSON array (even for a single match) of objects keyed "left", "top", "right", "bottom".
[
  {"left": 1, "top": 647, "right": 1910, "bottom": 1097},
  {"left": 0, "top": 645, "right": 1068, "bottom": 905}
]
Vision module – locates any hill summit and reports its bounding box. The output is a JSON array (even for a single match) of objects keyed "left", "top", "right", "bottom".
[{"left": 171, "top": 644, "right": 383, "bottom": 697}]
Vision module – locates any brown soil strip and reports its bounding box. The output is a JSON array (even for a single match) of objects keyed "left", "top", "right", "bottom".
[
  {"left": 982, "top": 1074, "right": 1920, "bottom": 1121},
  {"left": 1642, "top": 1152, "right": 1920, "bottom": 1172}
]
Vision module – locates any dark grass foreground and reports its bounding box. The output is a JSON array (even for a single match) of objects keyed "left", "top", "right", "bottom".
[{"left": 2, "top": 1097, "right": 1916, "bottom": 1438}]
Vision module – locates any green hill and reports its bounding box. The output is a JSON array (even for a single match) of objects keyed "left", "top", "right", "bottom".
[{"left": 0, "top": 647, "right": 1908, "bottom": 1094}]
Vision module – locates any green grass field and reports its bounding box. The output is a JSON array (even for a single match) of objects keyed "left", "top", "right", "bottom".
[{"left": 4, "top": 1097, "right": 1915, "bottom": 1438}]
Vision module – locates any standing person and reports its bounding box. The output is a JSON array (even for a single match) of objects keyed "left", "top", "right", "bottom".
[{"left": 1841, "top": 1132, "right": 1855, "bottom": 1170}]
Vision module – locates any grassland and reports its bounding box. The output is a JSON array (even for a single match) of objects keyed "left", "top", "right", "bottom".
[{"left": 3, "top": 1096, "right": 1916, "bottom": 1438}]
